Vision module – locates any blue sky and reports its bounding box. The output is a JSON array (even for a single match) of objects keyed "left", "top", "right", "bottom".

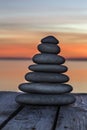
[
  {"left": 0, "top": 0, "right": 87, "bottom": 58},
  {"left": 0, "top": 0, "right": 87, "bottom": 24}
]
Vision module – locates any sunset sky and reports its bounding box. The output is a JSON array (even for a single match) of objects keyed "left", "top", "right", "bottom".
[{"left": 0, "top": 0, "right": 87, "bottom": 59}]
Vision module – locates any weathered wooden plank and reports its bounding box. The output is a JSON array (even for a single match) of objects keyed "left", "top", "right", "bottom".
[
  {"left": 0, "top": 92, "right": 21, "bottom": 127},
  {"left": 56, "top": 94, "right": 87, "bottom": 130},
  {"left": 3, "top": 105, "right": 58, "bottom": 130}
]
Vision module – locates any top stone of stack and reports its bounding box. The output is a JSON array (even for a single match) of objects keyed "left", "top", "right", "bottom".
[{"left": 41, "top": 36, "right": 59, "bottom": 44}]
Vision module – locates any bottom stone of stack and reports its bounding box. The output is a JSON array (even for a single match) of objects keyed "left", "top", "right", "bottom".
[{"left": 15, "top": 93, "right": 76, "bottom": 105}]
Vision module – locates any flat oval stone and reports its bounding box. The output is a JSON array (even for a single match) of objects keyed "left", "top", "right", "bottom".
[
  {"left": 38, "top": 43, "right": 60, "bottom": 54},
  {"left": 15, "top": 93, "right": 76, "bottom": 105},
  {"left": 25, "top": 72, "right": 69, "bottom": 83},
  {"left": 41, "top": 36, "right": 59, "bottom": 44},
  {"left": 29, "top": 64, "right": 68, "bottom": 73},
  {"left": 19, "top": 83, "right": 72, "bottom": 94},
  {"left": 33, "top": 54, "right": 65, "bottom": 64}
]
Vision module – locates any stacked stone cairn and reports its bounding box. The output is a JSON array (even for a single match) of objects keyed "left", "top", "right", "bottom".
[{"left": 16, "top": 36, "right": 76, "bottom": 105}]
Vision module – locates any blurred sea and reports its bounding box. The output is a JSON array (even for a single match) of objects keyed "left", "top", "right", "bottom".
[{"left": 0, "top": 60, "right": 87, "bottom": 93}]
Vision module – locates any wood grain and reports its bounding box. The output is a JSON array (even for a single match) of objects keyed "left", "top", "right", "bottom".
[
  {"left": 0, "top": 92, "right": 20, "bottom": 127},
  {"left": 56, "top": 94, "right": 87, "bottom": 130},
  {"left": 1, "top": 92, "right": 87, "bottom": 130},
  {"left": 3, "top": 105, "right": 58, "bottom": 130}
]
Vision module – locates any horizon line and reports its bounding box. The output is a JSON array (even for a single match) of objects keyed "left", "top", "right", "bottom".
[
  {"left": 0, "top": 57, "right": 31, "bottom": 60},
  {"left": 0, "top": 57, "right": 87, "bottom": 61}
]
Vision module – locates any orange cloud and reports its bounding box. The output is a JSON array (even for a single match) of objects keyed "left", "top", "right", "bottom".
[
  {"left": 0, "top": 44, "right": 38, "bottom": 58},
  {"left": 0, "top": 30, "right": 87, "bottom": 59},
  {"left": 60, "top": 43, "right": 87, "bottom": 58}
]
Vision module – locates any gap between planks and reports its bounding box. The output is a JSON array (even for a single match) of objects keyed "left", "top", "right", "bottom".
[
  {"left": 1, "top": 106, "right": 60, "bottom": 130},
  {"left": 2, "top": 105, "right": 59, "bottom": 130},
  {"left": 0, "top": 92, "right": 60, "bottom": 130},
  {"left": 2, "top": 92, "right": 87, "bottom": 130},
  {"left": 55, "top": 94, "right": 87, "bottom": 130},
  {"left": 52, "top": 106, "right": 60, "bottom": 130},
  {"left": 0, "top": 105, "right": 24, "bottom": 129}
]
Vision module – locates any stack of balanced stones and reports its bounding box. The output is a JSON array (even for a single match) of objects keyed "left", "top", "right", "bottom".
[{"left": 16, "top": 36, "right": 76, "bottom": 105}]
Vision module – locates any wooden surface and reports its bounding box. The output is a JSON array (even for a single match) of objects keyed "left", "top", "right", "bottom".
[
  {"left": 0, "top": 92, "right": 87, "bottom": 130},
  {"left": 56, "top": 94, "right": 87, "bottom": 130},
  {"left": 0, "top": 92, "right": 21, "bottom": 128}
]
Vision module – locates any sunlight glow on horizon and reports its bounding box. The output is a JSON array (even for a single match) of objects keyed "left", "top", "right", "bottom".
[{"left": 0, "top": 0, "right": 87, "bottom": 59}]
